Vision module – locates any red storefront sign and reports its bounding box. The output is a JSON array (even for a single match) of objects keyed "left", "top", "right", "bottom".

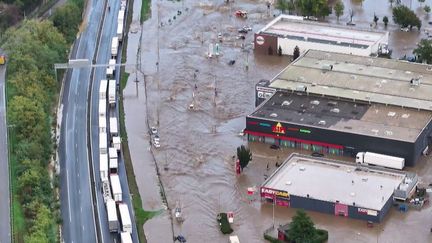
[{"left": 272, "top": 122, "right": 286, "bottom": 134}]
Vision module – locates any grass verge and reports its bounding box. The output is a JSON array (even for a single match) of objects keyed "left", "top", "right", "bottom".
[{"left": 140, "top": 0, "right": 151, "bottom": 24}]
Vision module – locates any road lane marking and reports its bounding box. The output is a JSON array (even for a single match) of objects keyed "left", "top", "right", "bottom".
[{"left": 66, "top": 169, "right": 72, "bottom": 222}]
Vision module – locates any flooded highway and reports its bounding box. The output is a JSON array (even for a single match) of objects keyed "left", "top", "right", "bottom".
[{"left": 122, "top": 0, "right": 432, "bottom": 242}]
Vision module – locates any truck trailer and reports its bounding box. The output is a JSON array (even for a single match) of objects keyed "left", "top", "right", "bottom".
[
  {"left": 100, "top": 132, "right": 108, "bottom": 154},
  {"left": 100, "top": 153, "right": 109, "bottom": 181},
  {"left": 117, "top": 23, "right": 124, "bottom": 42},
  {"left": 99, "top": 79, "right": 108, "bottom": 100},
  {"left": 118, "top": 10, "right": 125, "bottom": 23},
  {"left": 99, "top": 117, "right": 106, "bottom": 133},
  {"left": 99, "top": 99, "right": 106, "bottom": 118},
  {"left": 111, "top": 37, "right": 119, "bottom": 58},
  {"left": 110, "top": 174, "right": 122, "bottom": 202},
  {"left": 118, "top": 203, "right": 133, "bottom": 233},
  {"left": 108, "top": 79, "right": 116, "bottom": 107},
  {"left": 110, "top": 117, "right": 118, "bottom": 136},
  {"left": 109, "top": 147, "right": 118, "bottom": 173},
  {"left": 120, "top": 232, "right": 132, "bottom": 243},
  {"left": 356, "top": 152, "right": 405, "bottom": 170},
  {"left": 102, "top": 180, "right": 112, "bottom": 203},
  {"left": 112, "top": 136, "right": 121, "bottom": 151},
  {"left": 106, "top": 199, "right": 119, "bottom": 232}
]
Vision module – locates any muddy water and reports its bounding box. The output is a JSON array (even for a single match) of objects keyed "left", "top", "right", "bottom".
[{"left": 123, "top": 0, "right": 432, "bottom": 242}]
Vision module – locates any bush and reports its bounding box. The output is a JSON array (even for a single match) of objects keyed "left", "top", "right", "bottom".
[
  {"left": 217, "top": 213, "right": 233, "bottom": 234},
  {"left": 264, "top": 233, "right": 284, "bottom": 243},
  {"left": 314, "top": 229, "right": 329, "bottom": 242}
]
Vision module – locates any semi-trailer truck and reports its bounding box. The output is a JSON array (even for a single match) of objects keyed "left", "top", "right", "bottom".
[
  {"left": 355, "top": 152, "right": 405, "bottom": 170},
  {"left": 102, "top": 180, "right": 112, "bottom": 203},
  {"left": 99, "top": 79, "right": 108, "bottom": 100},
  {"left": 110, "top": 117, "right": 118, "bottom": 136},
  {"left": 109, "top": 147, "right": 118, "bottom": 173},
  {"left": 100, "top": 153, "right": 108, "bottom": 181},
  {"left": 106, "top": 199, "right": 119, "bottom": 232},
  {"left": 118, "top": 203, "right": 132, "bottom": 233},
  {"left": 100, "top": 132, "right": 108, "bottom": 154},
  {"left": 112, "top": 136, "right": 121, "bottom": 151},
  {"left": 120, "top": 232, "right": 132, "bottom": 243},
  {"left": 117, "top": 23, "right": 124, "bottom": 42},
  {"left": 110, "top": 174, "right": 122, "bottom": 202},
  {"left": 108, "top": 79, "right": 116, "bottom": 107},
  {"left": 111, "top": 37, "right": 119, "bottom": 58},
  {"left": 99, "top": 99, "right": 106, "bottom": 118},
  {"left": 99, "top": 117, "right": 106, "bottom": 133},
  {"left": 118, "top": 10, "right": 125, "bottom": 23}
]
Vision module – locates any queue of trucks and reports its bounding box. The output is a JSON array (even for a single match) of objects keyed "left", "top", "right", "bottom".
[{"left": 98, "top": 1, "right": 133, "bottom": 242}]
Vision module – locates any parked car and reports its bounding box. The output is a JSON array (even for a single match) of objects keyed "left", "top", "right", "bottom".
[
  {"left": 153, "top": 139, "right": 160, "bottom": 148},
  {"left": 242, "top": 26, "right": 252, "bottom": 31},
  {"left": 238, "top": 28, "right": 248, "bottom": 34},
  {"left": 150, "top": 126, "right": 158, "bottom": 135},
  {"left": 400, "top": 27, "right": 410, "bottom": 32},
  {"left": 270, "top": 144, "right": 280, "bottom": 150},
  {"left": 154, "top": 135, "right": 160, "bottom": 143},
  {"left": 311, "top": 152, "right": 324, "bottom": 157},
  {"left": 236, "top": 35, "right": 246, "bottom": 40}
]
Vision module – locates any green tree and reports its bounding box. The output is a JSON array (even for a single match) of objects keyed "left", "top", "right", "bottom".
[
  {"left": 334, "top": 1, "right": 344, "bottom": 21},
  {"left": 52, "top": 3, "right": 81, "bottom": 43},
  {"left": 296, "top": 0, "right": 331, "bottom": 19},
  {"left": 414, "top": 39, "right": 432, "bottom": 64},
  {"left": 425, "top": 5, "right": 431, "bottom": 14},
  {"left": 276, "top": 0, "right": 288, "bottom": 13},
  {"left": 237, "top": 145, "right": 252, "bottom": 170},
  {"left": 288, "top": 210, "right": 317, "bottom": 242},
  {"left": 383, "top": 16, "right": 389, "bottom": 27},
  {"left": 392, "top": 5, "right": 421, "bottom": 30},
  {"left": 293, "top": 45, "right": 300, "bottom": 60}
]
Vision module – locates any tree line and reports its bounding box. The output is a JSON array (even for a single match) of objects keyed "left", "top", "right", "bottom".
[{"left": 2, "top": 0, "right": 84, "bottom": 241}]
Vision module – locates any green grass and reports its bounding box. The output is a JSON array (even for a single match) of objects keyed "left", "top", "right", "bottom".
[{"left": 140, "top": 0, "right": 151, "bottom": 24}]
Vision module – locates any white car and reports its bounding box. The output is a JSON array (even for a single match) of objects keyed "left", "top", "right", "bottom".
[
  {"left": 150, "top": 127, "right": 158, "bottom": 135},
  {"left": 400, "top": 27, "right": 410, "bottom": 32},
  {"left": 153, "top": 140, "right": 160, "bottom": 148}
]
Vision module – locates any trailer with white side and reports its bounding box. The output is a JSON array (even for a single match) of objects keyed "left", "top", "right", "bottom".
[
  {"left": 100, "top": 153, "right": 109, "bottom": 181},
  {"left": 356, "top": 152, "right": 405, "bottom": 170},
  {"left": 99, "top": 99, "right": 106, "bottom": 118},
  {"left": 99, "top": 79, "right": 108, "bottom": 100},
  {"left": 120, "top": 232, "right": 132, "bottom": 243},
  {"left": 111, "top": 37, "right": 119, "bottom": 58},
  {"left": 109, "top": 147, "right": 118, "bottom": 173},
  {"left": 118, "top": 10, "right": 125, "bottom": 23},
  {"left": 112, "top": 136, "right": 121, "bottom": 151},
  {"left": 110, "top": 174, "right": 122, "bottom": 202},
  {"left": 108, "top": 79, "right": 116, "bottom": 107},
  {"left": 99, "top": 132, "right": 108, "bottom": 154},
  {"left": 99, "top": 117, "right": 106, "bottom": 133},
  {"left": 118, "top": 203, "right": 133, "bottom": 233},
  {"left": 102, "top": 180, "right": 112, "bottom": 203},
  {"left": 117, "top": 23, "right": 124, "bottom": 42},
  {"left": 106, "top": 199, "right": 119, "bottom": 232},
  {"left": 110, "top": 117, "right": 118, "bottom": 136}
]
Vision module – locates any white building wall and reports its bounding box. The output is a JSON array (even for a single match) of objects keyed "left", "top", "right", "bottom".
[{"left": 277, "top": 38, "right": 372, "bottom": 57}]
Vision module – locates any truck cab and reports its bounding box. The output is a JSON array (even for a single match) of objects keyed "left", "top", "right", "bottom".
[{"left": 0, "top": 55, "right": 6, "bottom": 65}]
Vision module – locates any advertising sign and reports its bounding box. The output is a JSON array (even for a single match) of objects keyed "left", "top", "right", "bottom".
[{"left": 260, "top": 187, "right": 290, "bottom": 199}]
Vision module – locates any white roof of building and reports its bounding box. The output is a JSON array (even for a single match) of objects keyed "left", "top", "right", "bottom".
[{"left": 262, "top": 154, "right": 406, "bottom": 211}]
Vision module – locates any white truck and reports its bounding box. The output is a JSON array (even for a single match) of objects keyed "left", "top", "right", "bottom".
[
  {"left": 106, "top": 199, "right": 119, "bottom": 232},
  {"left": 109, "top": 147, "right": 118, "bottom": 173},
  {"left": 118, "top": 10, "right": 125, "bottom": 23},
  {"left": 110, "top": 174, "right": 122, "bottom": 202},
  {"left": 117, "top": 23, "right": 124, "bottom": 42},
  {"left": 108, "top": 79, "right": 116, "bottom": 107},
  {"left": 119, "top": 203, "right": 132, "bottom": 233},
  {"left": 99, "top": 79, "right": 108, "bottom": 100},
  {"left": 120, "top": 232, "right": 132, "bottom": 243},
  {"left": 106, "top": 67, "right": 114, "bottom": 79},
  {"left": 356, "top": 152, "right": 405, "bottom": 170},
  {"left": 99, "top": 117, "right": 106, "bottom": 133},
  {"left": 110, "top": 117, "right": 118, "bottom": 136},
  {"left": 100, "top": 132, "right": 108, "bottom": 154},
  {"left": 99, "top": 99, "right": 106, "bottom": 118},
  {"left": 102, "top": 180, "right": 112, "bottom": 203},
  {"left": 112, "top": 136, "right": 121, "bottom": 151},
  {"left": 100, "top": 153, "right": 109, "bottom": 181},
  {"left": 111, "top": 37, "right": 119, "bottom": 58}
]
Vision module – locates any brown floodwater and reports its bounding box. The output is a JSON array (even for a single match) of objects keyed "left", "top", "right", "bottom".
[{"left": 123, "top": 0, "right": 432, "bottom": 242}]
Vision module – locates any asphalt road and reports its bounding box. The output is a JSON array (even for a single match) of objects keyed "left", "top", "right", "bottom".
[
  {"left": 0, "top": 64, "right": 11, "bottom": 243},
  {"left": 90, "top": 0, "right": 140, "bottom": 242},
  {"left": 59, "top": 0, "right": 104, "bottom": 242}
]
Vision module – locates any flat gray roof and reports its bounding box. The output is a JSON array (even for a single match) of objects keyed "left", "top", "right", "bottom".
[
  {"left": 249, "top": 91, "right": 432, "bottom": 142},
  {"left": 269, "top": 50, "right": 432, "bottom": 111},
  {"left": 259, "top": 15, "right": 387, "bottom": 48},
  {"left": 263, "top": 154, "right": 406, "bottom": 211}
]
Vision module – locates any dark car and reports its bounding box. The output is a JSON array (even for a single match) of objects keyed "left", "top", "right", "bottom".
[
  {"left": 238, "top": 28, "right": 248, "bottom": 34},
  {"left": 311, "top": 152, "right": 324, "bottom": 157},
  {"left": 270, "top": 144, "right": 280, "bottom": 150}
]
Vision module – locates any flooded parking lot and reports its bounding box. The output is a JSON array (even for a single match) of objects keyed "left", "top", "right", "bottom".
[{"left": 123, "top": 0, "right": 432, "bottom": 242}]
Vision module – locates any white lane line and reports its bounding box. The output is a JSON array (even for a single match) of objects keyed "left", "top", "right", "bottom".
[{"left": 67, "top": 169, "right": 72, "bottom": 222}]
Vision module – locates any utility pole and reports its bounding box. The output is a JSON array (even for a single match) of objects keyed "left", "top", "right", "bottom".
[
  {"left": 272, "top": 194, "right": 275, "bottom": 228},
  {"left": 156, "top": 3, "right": 161, "bottom": 126}
]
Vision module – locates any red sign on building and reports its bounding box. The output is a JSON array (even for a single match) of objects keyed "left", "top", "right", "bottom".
[{"left": 272, "top": 122, "right": 286, "bottom": 134}]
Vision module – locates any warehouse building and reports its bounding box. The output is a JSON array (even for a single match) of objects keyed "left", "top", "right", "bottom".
[
  {"left": 254, "top": 15, "right": 389, "bottom": 57},
  {"left": 247, "top": 50, "right": 432, "bottom": 166},
  {"left": 260, "top": 154, "right": 417, "bottom": 222}
]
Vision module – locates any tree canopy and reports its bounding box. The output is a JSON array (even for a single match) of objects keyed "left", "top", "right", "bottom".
[
  {"left": 334, "top": 1, "right": 344, "bottom": 21},
  {"left": 392, "top": 5, "right": 421, "bottom": 30},
  {"left": 237, "top": 145, "right": 252, "bottom": 170},
  {"left": 414, "top": 39, "right": 432, "bottom": 64},
  {"left": 288, "top": 210, "right": 317, "bottom": 242},
  {"left": 296, "top": 0, "right": 331, "bottom": 19}
]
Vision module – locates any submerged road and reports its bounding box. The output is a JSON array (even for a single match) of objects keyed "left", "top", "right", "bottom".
[
  {"left": 59, "top": 0, "right": 104, "bottom": 242},
  {"left": 0, "top": 63, "right": 11, "bottom": 243}
]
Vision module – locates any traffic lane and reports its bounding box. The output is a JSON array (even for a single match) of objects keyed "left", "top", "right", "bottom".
[{"left": 0, "top": 65, "right": 11, "bottom": 243}]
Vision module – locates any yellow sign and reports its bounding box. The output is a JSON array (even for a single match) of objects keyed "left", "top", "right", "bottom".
[{"left": 272, "top": 122, "right": 285, "bottom": 134}]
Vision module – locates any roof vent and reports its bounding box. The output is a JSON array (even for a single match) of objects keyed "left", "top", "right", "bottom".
[
  {"left": 318, "top": 120, "right": 326, "bottom": 125},
  {"left": 371, "top": 129, "right": 379, "bottom": 135},
  {"left": 402, "top": 113, "right": 410, "bottom": 118},
  {"left": 351, "top": 75, "right": 357, "bottom": 79},
  {"left": 296, "top": 85, "right": 307, "bottom": 92},
  {"left": 286, "top": 181, "right": 292, "bottom": 185},
  {"left": 350, "top": 192, "right": 356, "bottom": 197},
  {"left": 387, "top": 111, "right": 396, "bottom": 117},
  {"left": 362, "top": 177, "right": 368, "bottom": 182},
  {"left": 270, "top": 113, "right": 278, "bottom": 118},
  {"left": 310, "top": 100, "right": 320, "bottom": 105},
  {"left": 282, "top": 100, "right": 292, "bottom": 106},
  {"left": 330, "top": 108, "right": 340, "bottom": 113},
  {"left": 405, "top": 71, "right": 412, "bottom": 74},
  {"left": 381, "top": 79, "right": 387, "bottom": 84}
]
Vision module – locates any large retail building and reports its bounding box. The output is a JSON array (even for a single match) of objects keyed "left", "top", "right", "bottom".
[
  {"left": 260, "top": 154, "right": 417, "bottom": 222},
  {"left": 254, "top": 15, "right": 389, "bottom": 57},
  {"left": 246, "top": 50, "right": 432, "bottom": 166}
]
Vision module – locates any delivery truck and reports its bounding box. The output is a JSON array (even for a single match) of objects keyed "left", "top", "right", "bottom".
[
  {"left": 120, "top": 232, "right": 132, "bottom": 243},
  {"left": 99, "top": 99, "right": 106, "bottom": 118},
  {"left": 356, "top": 152, "right": 405, "bottom": 170},
  {"left": 102, "top": 180, "right": 112, "bottom": 203},
  {"left": 100, "top": 153, "right": 109, "bottom": 181},
  {"left": 108, "top": 79, "right": 116, "bottom": 107},
  {"left": 119, "top": 203, "right": 132, "bottom": 233},
  {"left": 117, "top": 23, "right": 124, "bottom": 42},
  {"left": 110, "top": 174, "right": 122, "bottom": 202},
  {"left": 100, "top": 132, "right": 108, "bottom": 154},
  {"left": 110, "top": 117, "right": 118, "bottom": 136},
  {"left": 109, "top": 147, "right": 118, "bottom": 173},
  {"left": 118, "top": 10, "right": 125, "bottom": 23},
  {"left": 106, "top": 199, "right": 119, "bottom": 232},
  {"left": 112, "top": 136, "right": 121, "bottom": 151},
  {"left": 111, "top": 37, "right": 119, "bottom": 58},
  {"left": 99, "top": 79, "right": 108, "bottom": 100},
  {"left": 99, "top": 117, "right": 106, "bottom": 133}
]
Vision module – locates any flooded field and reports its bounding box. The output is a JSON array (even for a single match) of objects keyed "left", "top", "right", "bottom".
[{"left": 123, "top": 0, "right": 432, "bottom": 242}]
